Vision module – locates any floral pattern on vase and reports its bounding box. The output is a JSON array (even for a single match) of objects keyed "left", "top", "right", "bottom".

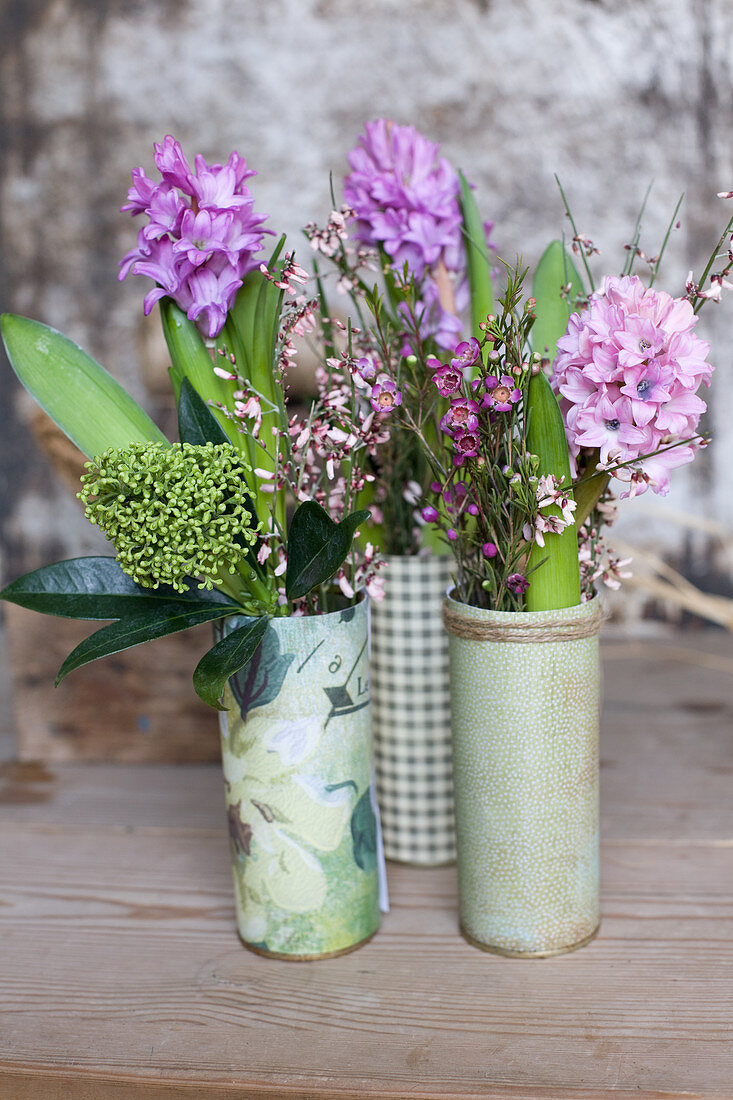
[{"left": 219, "top": 597, "right": 381, "bottom": 958}]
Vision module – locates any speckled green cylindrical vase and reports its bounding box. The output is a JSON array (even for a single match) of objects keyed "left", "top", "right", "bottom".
[
  {"left": 444, "top": 593, "right": 602, "bottom": 957},
  {"left": 218, "top": 598, "right": 380, "bottom": 960}
]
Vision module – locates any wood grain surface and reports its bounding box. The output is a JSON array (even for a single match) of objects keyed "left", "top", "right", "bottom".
[
  {"left": 0, "top": 634, "right": 732, "bottom": 1098},
  {"left": 5, "top": 605, "right": 219, "bottom": 764}
]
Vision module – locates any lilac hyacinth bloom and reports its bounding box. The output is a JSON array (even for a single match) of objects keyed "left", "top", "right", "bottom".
[
  {"left": 553, "top": 274, "right": 714, "bottom": 496},
  {"left": 120, "top": 136, "right": 269, "bottom": 338},
  {"left": 344, "top": 119, "right": 493, "bottom": 349}
]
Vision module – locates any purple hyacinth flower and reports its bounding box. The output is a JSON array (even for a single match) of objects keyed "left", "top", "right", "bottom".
[
  {"left": 507, "top": 573, "right": 530, "bottom": 594},
  {"left": 153, "top": 135, "right": 193, "bottom": 191},
  {"left": 120, "top": 136, "right": 270, "bottom": 338}
]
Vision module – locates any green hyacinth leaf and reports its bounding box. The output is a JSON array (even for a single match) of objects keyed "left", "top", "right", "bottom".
[
  {"left": 192, "top": 616, "right": 269, "bottom": 710},
  {"left": 54, "top": 602, "right": 239, "bottom": 686},
  {"left": 525, "top": 370, "right": 581, "bottom": 611},
  {"left": 1, "top": 314, "right": 169, "bottom": 458},
  {"left": 531, "top": 240, "right": 586, "bottom": 365},
  {"left": 285, "top": 501, "right": 370, "bottom": 602},
  {"left": 0, "top": 556, "right": 239, "bottom": 620},
  {"left": 458, "top": 170, "right": 493, "bottom": 350}
]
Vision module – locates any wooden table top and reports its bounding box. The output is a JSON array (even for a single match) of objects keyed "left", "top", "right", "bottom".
[{"left": 1, "top": 634, "right": 732, "bottom": 1099}]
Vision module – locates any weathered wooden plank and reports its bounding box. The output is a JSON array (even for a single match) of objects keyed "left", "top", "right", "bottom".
[
  {"left": 5, "top": 605, "right": 219, "bottom": 764},
  {"left": 0, "top": 633, "right": 731, "bottom": 1097},
  {"left": 1, "top": 825, "right": 733, "bottom": 1098},
  {"left": 2, "top": 634, "right": 732, "bottom": 839}
]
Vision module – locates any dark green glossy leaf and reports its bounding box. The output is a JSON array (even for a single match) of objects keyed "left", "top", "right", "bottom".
[
  {"left": 55, "top": 601, "right": 238, "bottom": 686},
  {"left": 192, "top": 616, "right": 269, "bottom": 710},
  {"left": 0, "top": 557, "right": 239, "bottom": 620},
  {"left": 177, "top": 377, "right": 231, "bottom": 446},
  {"left": 228, "top": 622, "right": 295, "bottom": 718},
  {"left": 285, "top": 501, "right": 370, "bottom": 602},
  {"left": 1, "top": 314, "right": 169, "bottom": 458}
]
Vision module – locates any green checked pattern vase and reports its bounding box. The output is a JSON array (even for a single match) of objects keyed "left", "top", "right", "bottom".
[
  {"left": 371, "top": 553, "right": 456, "bottom": 865},
  {"left": 218, "top": 597, "right": 381, "bottom": 959},
  {"left": 444, "top": 593, "right": 603, "bottom": 957}
]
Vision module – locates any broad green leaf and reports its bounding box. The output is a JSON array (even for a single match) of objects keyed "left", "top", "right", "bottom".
[
  {"left": 458, "top": 171, "right": 493, "bottom": 348},
  {"left": 1, "top": 314, "right": 169, "bottom": 459},
  {"left": 192, "top": 615, "right": 269, "bottom": 709},
  {"left": 531, "top": 241, "right": 586, "bottom": 364},
  {"left": 55, "top": 601, "right": 238, "bottom": 685},
  {"left": 0, "top": 556, "right": 238, "bottom": 620},
  {"left": 159, "top": 299, "right": 240, "bottom": 447},
  {"left": 286, "top": 501, "right": 370, "bottom": 602},
  {"left": 177, "top": 377, "right": 232, "bottom": 446},
  {"left": 525, "top": 370, "right": 581, "bottom": 611}
]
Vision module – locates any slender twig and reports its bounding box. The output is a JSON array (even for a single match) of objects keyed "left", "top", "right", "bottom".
[{"left": 555, "top": 175, "right": 596, "bottom": 292}]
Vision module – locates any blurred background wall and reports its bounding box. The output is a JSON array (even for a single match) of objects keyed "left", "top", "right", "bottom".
[{"left": 1, "top": 0, "right": 732, "bottom": 626}]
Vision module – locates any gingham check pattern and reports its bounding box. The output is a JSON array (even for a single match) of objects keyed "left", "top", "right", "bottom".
[{"left": 370, "top": 554, "right": 456, "bottom": 865}]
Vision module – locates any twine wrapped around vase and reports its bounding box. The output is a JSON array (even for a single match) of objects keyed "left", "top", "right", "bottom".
[{"left": 444, "top": 593, "right": 604, "bottom": 957}]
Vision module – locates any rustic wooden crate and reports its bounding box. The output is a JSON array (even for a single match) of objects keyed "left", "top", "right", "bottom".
[{"left": 5, "top": 604, "right": 220, "bottom": 763}]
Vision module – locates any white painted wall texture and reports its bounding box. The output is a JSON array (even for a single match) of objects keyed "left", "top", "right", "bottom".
[{"left": 1, "top": 0, "right": 732, "bottom": 617}]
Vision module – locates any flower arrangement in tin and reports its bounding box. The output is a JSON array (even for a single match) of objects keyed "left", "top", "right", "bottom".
[
  {"left": 412, "top": 179, "right": 731, "bottom": 611},
  {"left": 0, "top": 136, "right": 385, "bottom": 706},
  {"left": 304, "top": 119, "right": 495, "bottom": 556},
  {"left": 316, "top": 119, "right": 731, "bottom": 611}
]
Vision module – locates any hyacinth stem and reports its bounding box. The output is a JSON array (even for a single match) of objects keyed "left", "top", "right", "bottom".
[
  {"left": 458, "top": 170, "right": 493, "bottom": 359},
  {"left": 224, "top": 255, "right": 287, "bottom": 538},
  {"left": 159, "top": 301, "right": 241, "bottom": 450},
  {"left": 525, "top": 370, "right": 581, "bottom": 611},
  {"left": 573, "top": 451, "right": 609, "bottom": 528},
  {"left": 229, "top": 562, "right": 275, "bottom": 610}
]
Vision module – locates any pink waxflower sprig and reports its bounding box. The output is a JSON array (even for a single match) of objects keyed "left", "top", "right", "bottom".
[
  {"left": 414, "top": 264, "right": 556, "bottom": 609},
  {"left": 303, "top": 120, "right": 498, "bottom": 557}
]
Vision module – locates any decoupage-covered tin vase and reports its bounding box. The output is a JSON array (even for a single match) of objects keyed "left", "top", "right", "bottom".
[
  {"left": 370, "top": 553, "right": 456, "bottom": 865},
  {"left": 443, "top": 592, "right": 603, "bottom": 957},
  {"left": 218, "top": 597, "right": 381, "bottom": 959}
]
